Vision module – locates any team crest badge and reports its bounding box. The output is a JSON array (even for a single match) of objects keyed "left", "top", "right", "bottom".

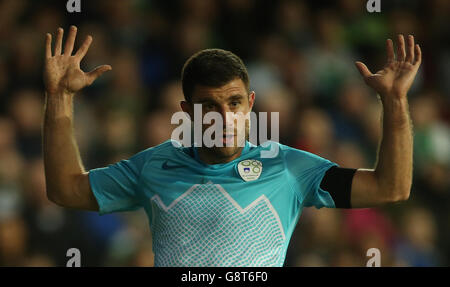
[{"left": 237, "top": 160, "right": 263, "bottom": 182}]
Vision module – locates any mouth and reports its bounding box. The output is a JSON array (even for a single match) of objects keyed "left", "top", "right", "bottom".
[{"left": 222, "top": 134, "right": 235, "bottom": 146}]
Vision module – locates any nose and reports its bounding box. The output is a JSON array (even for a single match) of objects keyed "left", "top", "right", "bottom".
[{"left": 218, "top": 105, "right": 235, "bottom": 131}]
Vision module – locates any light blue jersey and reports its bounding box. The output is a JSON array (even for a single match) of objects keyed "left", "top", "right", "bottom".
[{"left": 88, "top": 140, "right": 338, "bottom": 266}]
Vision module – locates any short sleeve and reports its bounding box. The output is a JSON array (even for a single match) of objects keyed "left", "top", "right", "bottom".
[
  {"left": 88, "top": 148, "right": 152, "bottom": 215},
  {"left": 281, "top": 144, "right": 338, "bottom": 209}
]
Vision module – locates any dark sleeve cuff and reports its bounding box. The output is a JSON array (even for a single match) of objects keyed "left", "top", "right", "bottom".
[{"left": 319, "top": 166, "right": 357, "bottom": 209}]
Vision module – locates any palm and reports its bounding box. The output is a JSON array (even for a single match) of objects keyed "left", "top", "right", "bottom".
[
  {"left": 356, "top": 35, "right": 421, "bottom": 97},
  {"left": 44, "top": 26, "right": 111, "bottom": 95},
  {"left": 45, "top": 56, "right": 87, "bottom": 94}
]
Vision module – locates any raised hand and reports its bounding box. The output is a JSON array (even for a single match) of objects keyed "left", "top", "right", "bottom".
[
  {"left": 44, "top": 26, "right": 112, "bottom": 95},
  {"left": 355, "top": 34, "right": 421, "bottom": 98}
]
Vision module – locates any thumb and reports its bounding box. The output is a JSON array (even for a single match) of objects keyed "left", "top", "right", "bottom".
[
  {"left": 86, "top": 65, "right": 112, "bottom": 85},
  {"left": 355, "top": 61, "right": 372, "bottom": 79}
]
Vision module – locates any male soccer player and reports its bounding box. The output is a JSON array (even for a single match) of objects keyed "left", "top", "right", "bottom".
[{"left": 43, "top": 26, "right": 421, "bottom": 266}]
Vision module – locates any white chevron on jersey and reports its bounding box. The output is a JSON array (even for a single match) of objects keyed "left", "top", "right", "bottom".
[{"left": 149, "top": 182, "right": 286, "bottom": 266}]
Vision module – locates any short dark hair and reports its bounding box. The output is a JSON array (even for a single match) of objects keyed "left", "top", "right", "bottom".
[{"left": 181, "top": 49, "right": 250, "bottom": 102}]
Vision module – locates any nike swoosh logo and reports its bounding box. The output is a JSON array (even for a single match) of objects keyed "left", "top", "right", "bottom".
[{"left": 162, "top": 161, "right": 184, "bottom": 170}]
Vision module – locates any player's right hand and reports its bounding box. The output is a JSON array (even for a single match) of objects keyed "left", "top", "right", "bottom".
[{"left": 44, "top": 25, "right": 112, "bottom": 96}]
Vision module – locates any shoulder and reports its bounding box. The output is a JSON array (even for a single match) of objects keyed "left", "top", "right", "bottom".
[
  {"left": 279, "top": 143, "right": 330, "bottom": 163},
  {"left": 255, "top": 141, "right": 336, "bottom": 175},
  {"left": 254, "top": 141, "right": 325, "bottom": 162},
  {"left": 131, "top": 139, "right": 181, "bottom": 163}
]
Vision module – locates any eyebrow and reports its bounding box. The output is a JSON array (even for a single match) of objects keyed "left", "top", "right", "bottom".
[
  {"left": 229, "top": 94, "right": 245, "bottom": 101},
  {"left": 192, "top": 98, "right": 215, "bottom": 104},
  {"left": 192, "top": 94, "right": 245, "bottom": 104}
]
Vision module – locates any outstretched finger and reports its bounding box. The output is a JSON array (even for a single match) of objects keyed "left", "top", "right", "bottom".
[
  {"left": 45, "top": 33, "right": 52, "bottom": 59},
  {"left": 414, "top": 44, "right": 422, "bottom": 67},
  {"left": 54, "top": 27, "right": 63, "bottom": 56},
  {"left": 86, "top": 65, "right": 112, "bottom": 85},
  {"left": 64, "top": 26, "right": 78, "bottom": 56},
  {"left": 405, "top": 35, "right": 415, "bottom": 63},
  {"left": 75, "top": 35, "right": 93, "bottom": 60},
  {"left": 386, "top": 39, "right": 394, "bottom": 63},
  {"left": 397, "top": 34, "right": 406, "bottom": 61},
  {"left": 355, "top": 61, "right": 373, "bottom": 79}
]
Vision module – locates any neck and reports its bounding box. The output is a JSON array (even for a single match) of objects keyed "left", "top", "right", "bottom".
[{"left": 197, "top": 146, "right": 244, "bottom": 165}]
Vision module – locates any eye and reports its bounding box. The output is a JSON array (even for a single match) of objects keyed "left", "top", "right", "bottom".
[
  {"left": 204, "top": 103, "right": 215, "bottom": 110},
  {"left": 230, "top": 101, "right": 240, "bottom": 107}
]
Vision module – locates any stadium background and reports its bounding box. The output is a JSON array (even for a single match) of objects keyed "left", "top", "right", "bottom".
[{"left": 0, "top": 0, "right": 449, "bottom": 266}]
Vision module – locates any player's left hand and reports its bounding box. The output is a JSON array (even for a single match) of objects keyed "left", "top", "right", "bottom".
[{"left": 355, "top": 34, "right": 421, "bottom": 98}]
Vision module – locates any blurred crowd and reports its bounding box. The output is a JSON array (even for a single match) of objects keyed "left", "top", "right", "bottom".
[{"left": 0, "top": 0, "right": 449, "bottom": 266}]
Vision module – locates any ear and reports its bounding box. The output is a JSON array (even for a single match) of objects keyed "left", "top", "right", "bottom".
[
  {"left": 248, "top": 91, "right": 255, "bottom": 111},
  {"left": 180, "top": 100, "right": 193, "bottom": 119}
]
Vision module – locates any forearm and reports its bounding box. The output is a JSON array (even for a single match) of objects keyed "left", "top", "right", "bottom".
[
  {"left": 43, "top": 91, "right": 86, "bottom": 202},
  {"left": 374, "top": 94, "right": 413, "bottom": 200}
]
